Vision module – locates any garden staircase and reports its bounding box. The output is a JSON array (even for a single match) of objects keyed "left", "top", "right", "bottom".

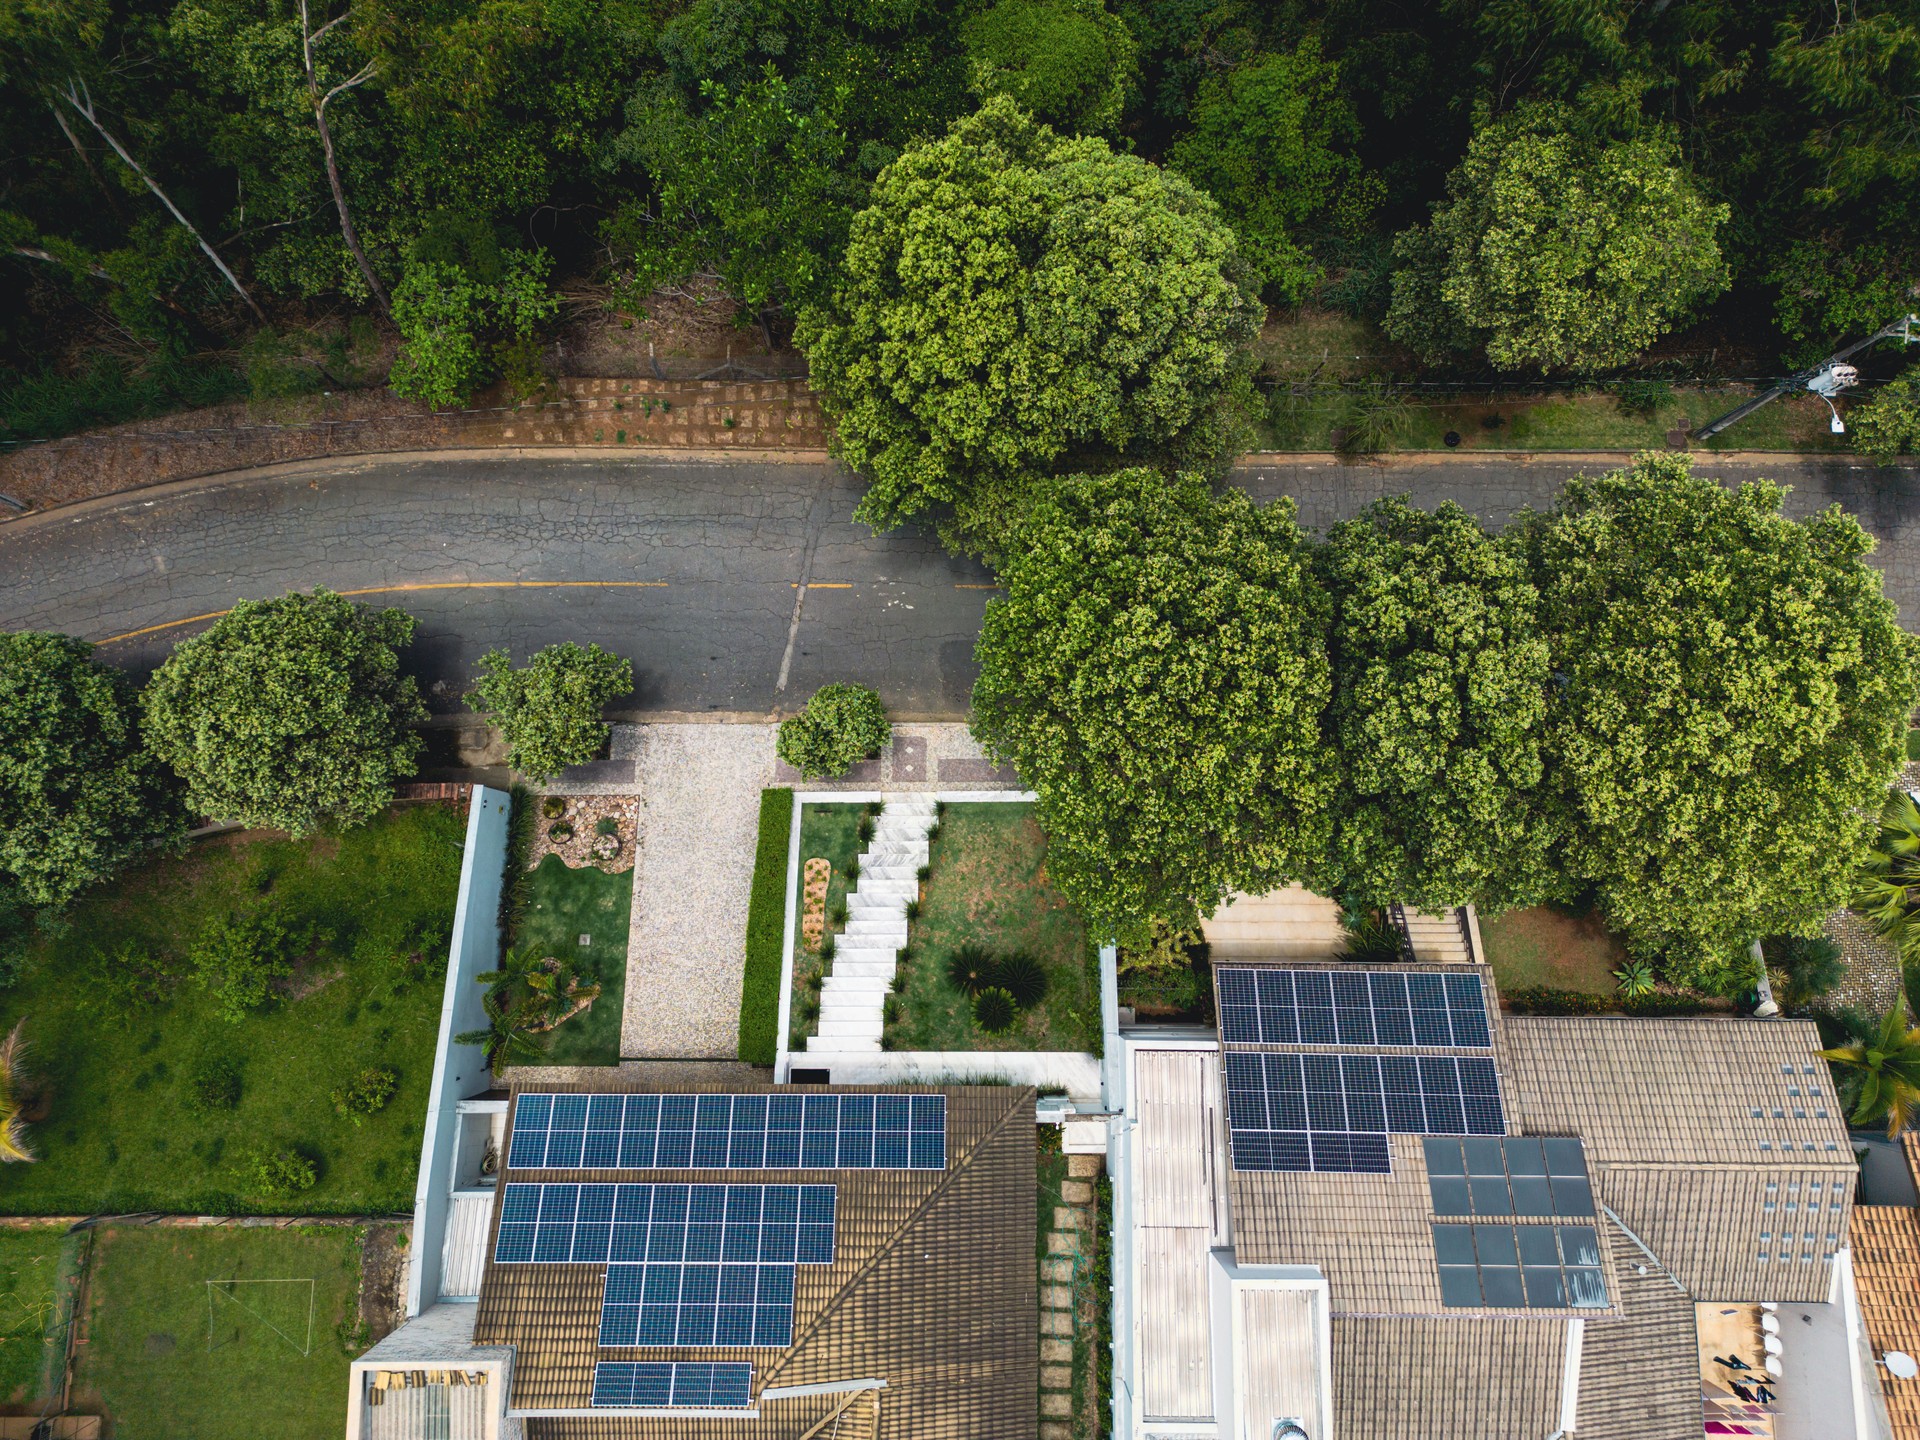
[
  {"left": 808, "top": 796, "right": 938, "bottom": 1054},
  {"left": 1397, "top": 905, "right": 1476, "bottom": 964}
]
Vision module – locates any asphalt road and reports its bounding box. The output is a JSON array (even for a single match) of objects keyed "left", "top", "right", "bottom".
[{"left": 1, "top": 450, "right": 1915, "bottom": 719}]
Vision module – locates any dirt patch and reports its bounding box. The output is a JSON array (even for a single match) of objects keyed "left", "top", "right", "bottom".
[
  {"left": 527, "top": 793, "right": 637, "bottom": 875},
  {"left": 358, "top": 1223, "right": 409, "bottom": 1346},
  {"left": 802, "top": 859, "right": 830, "bottom": 953},
  {"left": 1480, "top": 906, "right": 1626, "bottom": 994},
  {"left": 279, "top": 960, "right": 345, "bottom": 1003},
  {"left": 555, "top": 275, "right": 795, "bottom": 372}
]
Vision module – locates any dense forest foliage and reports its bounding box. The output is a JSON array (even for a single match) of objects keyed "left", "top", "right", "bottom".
[{"left": 3, "top": 0, "right": 1918, "bottom": 442}]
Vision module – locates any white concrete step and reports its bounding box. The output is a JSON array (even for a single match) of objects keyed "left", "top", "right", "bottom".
[
  {"left": 848, "top": 892, "right": 906, "bottom": 913},
  {"left": 887, "top": 796, "right": 938, "bottom": 814},
  {"left": 843, "top": 921, "right": 908, "bottom": 943},
  {"left": 812, "top": 1016, "right": 883, "bottom": 1039},
  {"left": 860, "top": 863, "right": 922, "bottom": 882},
  {"left": 826, "top": 961, "right": 896, "bottom": 981},
  {"left": 854, "top": 879, "right": 915, "bottom": 900},
  {"left": 806, "top": 1035, "right": 880, "bottom": 1054},
  {"left": 831, "top": 945, "right": 899, "bottom": 964}
]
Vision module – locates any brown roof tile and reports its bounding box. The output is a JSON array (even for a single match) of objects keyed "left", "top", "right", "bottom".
[
  {"left": 1574, "top": 1222, "right": 1703, "bottom": 1439},
  {"left": 1851, "top": 1204, "right": 1920, "bottom": 1440},
  {"left": 1332, "top": 1313, "right": 1563, "bottom": 1438}
]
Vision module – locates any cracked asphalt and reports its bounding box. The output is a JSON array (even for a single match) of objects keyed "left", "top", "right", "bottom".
[{"left": 0, "top": 450, "right": 1914, "bottom": 719}]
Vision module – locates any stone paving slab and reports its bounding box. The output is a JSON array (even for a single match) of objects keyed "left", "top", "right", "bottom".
[{"left": 774, "top": 722, "right": 1021, "bottom": 790}]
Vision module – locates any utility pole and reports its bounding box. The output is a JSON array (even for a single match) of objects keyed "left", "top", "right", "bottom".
[{"left": 1694, "top": 310, "right": 1920, "bottom": 441}]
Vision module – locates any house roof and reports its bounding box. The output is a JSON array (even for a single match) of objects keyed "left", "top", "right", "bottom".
[
  {"left": 473, "top": 1081, "right": 1037, "bottom": 1440},
  {"left": 1572, "top": 1223, "right": 1704, "bottom": 1440},
  {"left": 1329, "top": 1313, "right": 1563, "bottom": 1439},
  {"left": 1851, "top": 1203, "right": 1920, "bottom": 1440}
]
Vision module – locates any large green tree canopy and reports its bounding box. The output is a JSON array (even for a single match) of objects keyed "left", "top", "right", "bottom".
[
  {"left": 1318, "top": 498, "right": 1558, "bottom": 914},
  {"left": 142, "top": 589, "right": 427, "bottom": 835},
  {"left": 798, "top": 96, "right": 1260, "bottom": 553},
  {"left": 0, "top": 630, "right": 183, "bottom": 909},
  {"left": 1516, "top": 453, "right": 1919, "bottom": 986},
  {"left": 960, "top": 0, "right": 1137, "bottom": 134},
  {"left": 1385, "top": 103, "right": 1729, "bottom": 372},
  {"left": 972, "top": 468, "right": 1332, "bottom": 943}
]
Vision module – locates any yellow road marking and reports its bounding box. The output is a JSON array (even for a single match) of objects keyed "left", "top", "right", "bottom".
[
  {"left": 94, "top": 579, "right": 670, "bottom": 645},
  {"left": 954, "top": 584, "right": 1001, "bottom": 590},
  {"left": 792, "top": 582, "right": 853, "bottom": 589}
]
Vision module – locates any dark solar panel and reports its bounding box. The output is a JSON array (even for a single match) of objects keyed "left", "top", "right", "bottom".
[
  {"left": 1424, "top": 1136, "right": 1595, "bottom": 1218},
  {"left": 1225, "top": 1051, "right": 1506, "bottom": 1173},
  {"left": 591, "top": 1362, "right": 753, "bottom": 1409},
  {"left": 1216, "top": 967, "right": 1491, "bottom": 1048},
  {"left": 507, "top": 1092, "right": 945, "bottom": 1171},
  {"left": 1432, "top": 1222, "right": 1607, "bottom": 1309}
]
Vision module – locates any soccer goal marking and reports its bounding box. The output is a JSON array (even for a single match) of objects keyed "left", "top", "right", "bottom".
[{"left": 204, "top": 1278, "right": 316, "bottom": 1358}]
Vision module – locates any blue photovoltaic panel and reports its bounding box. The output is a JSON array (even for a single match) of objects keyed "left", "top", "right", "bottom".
[
  {"left": 1217, "top": 967, "right": 1492, "bottom": 1049},
  {"left": 496, "top": 1182, "right": 833, "bottom": 1350},
  {"left": 591, "top": 1362, "right": 753, "bottom": 1409},
  {"left": 508, "top": 1092, "right": 945, "bottom": 1171},
  {"left": 1223, "top": 1051, "right": 1504, "bottom": 1173}
]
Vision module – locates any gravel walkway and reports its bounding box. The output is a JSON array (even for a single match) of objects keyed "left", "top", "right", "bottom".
[{"left": 623, "top": 723, "right": 778, "bottom": 1058}]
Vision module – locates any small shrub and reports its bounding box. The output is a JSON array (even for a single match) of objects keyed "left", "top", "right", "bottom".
[
  {"left": 185, "top": 1055, "right": 242, "bottom": 1112},
  {"left": 234, "top": 1146, "right": 318, "bottom": 1200},
  {"left": 1338, "top": 909, "right": 1402, "bottom": 965},
  {"left": 883, "top": 994, "right": 900, "bottom": 1025},
  {"left": 905, "top": 899, "right": 921, "bottom": 922},
  {"left": 846, "top": 857, "right": 860, "bottom": 882},
  {"left": 331, "top": 1066, "right": 399, "bottom": 1126},
  {"left": 1502, "top": 986, "right": 1612, "bottom": 1015},
  {"left": 87, "top": 940, "right": 183, "bottom": 1014},
  {"left": 775, "top": 684, "right": 892, "bottom": 779},
  {"left": 858, "top": 816, "right": 875, "bottom": 845},
  {"left": 540, "top": 795, "right": 567, "bottom": 820},
  {"left": 1120, "top": 964, "right": 1203, "bottom": 1012},
  {"left": 828, "top": 899, "right": 847, "bottom": 928},
  {"left": 948, "top": 944, "right": 996, "bottom": 996},
  {"left": 1765, "top": 934, "right": 1845, "bottom": 1011},
  {"left": 190, "top": 909, "right": 304, "bottom": 1024},
  {"left": 990, "top": 952, "right": 1049, "bottom": 1008},
  {"left": 547, "top": 820, "right": 574, "bottom": 842},
  {"left": 820, "top": 934, "right": 836, "bottom": 962},
  {"left": 1611, "top": 378, "right": 1673, "bottom": 418},
  {"left": 594, "top": 816, "right": 618, "bottom": 837},
  {"left": 973, "top": 986, "right": 1017, "bottom": 1034},
  {"left": 917, "top": 864, "right": 930, "bottom": 883},
  {"left": 1611, "top": 958, "right": 1657, "bottom": 998}
]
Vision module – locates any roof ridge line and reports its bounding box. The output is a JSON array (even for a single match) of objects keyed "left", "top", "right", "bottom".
[{"left": 758, "top": 1088, "right": 1030, "bottom": 1391}]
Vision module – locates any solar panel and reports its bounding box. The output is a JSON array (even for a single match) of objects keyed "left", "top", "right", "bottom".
[
  {"left": 591, "top": 1362, "right": 752, "bottom": 1409},
  {"left": 507, "top": 1092, "right": 946, "bottom": 1172},
  {"left": 496, "top": 1182, "right": 835, "bottom": 1349},
  {"left": 1432, "top": 1222, "right": 1607, "bottom": 1309},
  {"left": 1224, "top": 1052, "right": 1505, "bottom": 1173},
  {"left": 1216, "top": 967, "right": 1491, "bottom": 1048},
  {"left": 1423, "top": 1136, "right": 1594, "bottom": 1218}
]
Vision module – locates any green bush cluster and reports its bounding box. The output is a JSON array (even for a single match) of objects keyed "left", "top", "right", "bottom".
[
  {"left": 330, "top": 1066, "right": 400, "bottom": 1126},
  {"left": 233, "top": 1147, "right": 318, "bottom": 1201},
  {"left": 776, "top": 685, "right": 891, "bottom": 780},
  {"left": 189, "top": 909, "right": 309, "bottom": 1025},
  {"left": 946, "top": 944, "right": 1049, "bottom": 1034}
]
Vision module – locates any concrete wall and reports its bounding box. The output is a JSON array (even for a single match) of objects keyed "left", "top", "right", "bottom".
[{"left": 405, "top": 785, "right": 512, "bottom": 1318}]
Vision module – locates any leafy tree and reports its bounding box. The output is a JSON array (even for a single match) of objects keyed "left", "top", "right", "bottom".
[
  {"left": 1386, "top": 103, "right": 1728, "bottom": 372},
  {"left": 1165, "top": 39, "right": 1373, "bottom": 303},
  {"left": 468, "top": 643, "right": 632, "bottom": 782},
  {"left": 1857, "top": 790, "right": 1920, "bottom": 964},
  {"left": 142, "top": 589, "right": 427, "bottom": 835},
  {"left": 1820, "top": 1004, "right": 1920, "bottom": 1138},
  {"left": 1515, "top": 453, "right": 1920, "bottom": 987},
  {"left": 1851, "top": 365, "right": 1920, "bottom": 459},
  {"left": 972, "top": 469, "right": 1333, "bottom": 944},
  {"left": 0, "top": 630, "right": 183, "bottom": 910},
  {"left": 799, "top": 97, "right": 1261, "bottom": 553},
  {"left": 1318, "top": 498, "right": 1558, "bottom": 913},
  {"left": 388, "top": 226, "right": 559, "bottom": 407},
  {"left": 1767, "top": 238, "right": 1920, "bottom": 363},
  {"left": 961, "top": 0, "right": 1137, "bottom": 134},
  {"left": 777, "top": 684, "right": 891, "bottom": 780},
  {"left": 189, "top": 908, "right": 304, "bottom": 1023}
]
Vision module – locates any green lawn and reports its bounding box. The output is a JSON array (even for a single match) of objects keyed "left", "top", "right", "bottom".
[
  {"left": 0, "top": 1227, "right": 76, "bottom": 1404},
  {"left": 889, "top": 804, "right": 1097, "bottom": 1053},
  {"left": 0, "top": 806, "right": 461, "bottom": 1215},
  {"left": 71, "top": 1224, "right": 362, "bottom": 1440},
  {"left": 789, "top": 803, "right": 872, "bottom": 1050},
  {"left": 1480, "top": 906, "right": 1627, "bottom": 996},
  {"left": 508, "top": 854, "right": 630, "bottom": 1066}
]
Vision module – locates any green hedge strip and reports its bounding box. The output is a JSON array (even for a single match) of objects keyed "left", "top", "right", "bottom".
[{"left": 737, "top": 787, "right": 795, "bottom": 1067}]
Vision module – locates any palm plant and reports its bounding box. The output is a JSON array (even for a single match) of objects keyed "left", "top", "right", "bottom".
[
  {"left": 1857, "top": 790, "right": 1920, "bottom": 964},
  {"left": 456, "top": 987, "right": 548, "bottom": 1074},
  {"left": 522, "top": 956, "right": 602, "bottom": 1028},
  {"left": 1819, "top": 1003, "right": 1920, "bottom": 1137},
  {"left": 0, "top": 1022, "right": 37, "bottom": 1164},
  {"left": 1611, "top": 959, "right": 1657, "bottom": 998},
  {"left": 1339, "top": 909, "right": 1402, "bottom": 965}
]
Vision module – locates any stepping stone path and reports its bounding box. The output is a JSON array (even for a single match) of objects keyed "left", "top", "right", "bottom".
[
  {"left": 807, "top": 797, "right": 938, "bottom": 1054},
  {"left": 1040, "top": 1152, "right": 1104, "bottom": 1438}
]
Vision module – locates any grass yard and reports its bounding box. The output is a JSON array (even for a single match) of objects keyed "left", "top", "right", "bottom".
[
  {"left": 508, "top": 854, "right": 630, "bottom": 1066},
  {"left": 1480, "top": 906, "right": 1627, "bottom": 996},
  {"left": 71, "top": 1224, "right": 362, "bottom": 1440},
  {"left": 888, "top": 804, "right": 1097, "bottom": 1053},
  {"left": 0, "top": 806, "right": 461, "bottom": 1216},
  {"left": 0, "top": 1228, "right": 77, "bottom": 1406},
  {"left": 789, "top": 803, "right": 873, "bottom": 1051}
]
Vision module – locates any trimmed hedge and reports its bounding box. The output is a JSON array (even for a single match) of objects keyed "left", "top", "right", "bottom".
[
  {"left": 737, "top": 787, "right": 795, "bottom": 1067},
  {"left": 1502, "top": 984, "right": 1714, "bottom": 1017}
]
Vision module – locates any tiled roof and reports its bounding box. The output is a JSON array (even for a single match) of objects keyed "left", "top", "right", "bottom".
[
  {"left": 1331, "top": 1313, "right": 1563, "bottom": 1438},
  {"left": 1574, "top": 1222, "right": 1704, "bottom": 1439},
  {"left": 475, "top": 1081, "right": 1037, "bottom": 1440},
  {"left": 1851, "top": 1204, "right": 1920, "bottom": 1440}
]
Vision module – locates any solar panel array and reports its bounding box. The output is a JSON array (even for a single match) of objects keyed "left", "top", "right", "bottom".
[
  {"left": 1432, "top": 1222, "right": 1607, "bottom": 1309},
  {"left": 1423, "top": 1137, "right": 1594, "bottom": 1218},
  {"left": 507, "top": 1092, "right": 945, "bottom": 1172},
  {"left": 1224, "top": 1052, "right": 1504, "bottom": 1173},
  {"left": 1217, "top": 967, "right": 1491, "bottom": 1048},
  {"left": 495, "top": 1182, "right": 836, "bottom": 1349},
  {"left": 591, "top": 1362, "right": 753, "bottom": 1409}
]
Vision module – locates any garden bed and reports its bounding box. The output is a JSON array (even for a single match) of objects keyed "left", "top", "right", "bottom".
[
  {"left": 1480, "top": 905, "right": 1626, "bottom": 997},
  {"left": 526, "top": 793, "right": 636, "bottom": 874},
  {"left": 506, "top": 854, "right": 631, "bottom": 1066},
  {"left": 786, "top": 803, "right": 873, "bottom": 1052},
  {"left": 887, "top": 804, "right": 1097, "bottom": 1053},
  {"left": 70, "top": 1223, "right": 368, "bottom": 1440},
  {"left": 0, "top": 807, "right": 459, "bottom": 1215}
]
